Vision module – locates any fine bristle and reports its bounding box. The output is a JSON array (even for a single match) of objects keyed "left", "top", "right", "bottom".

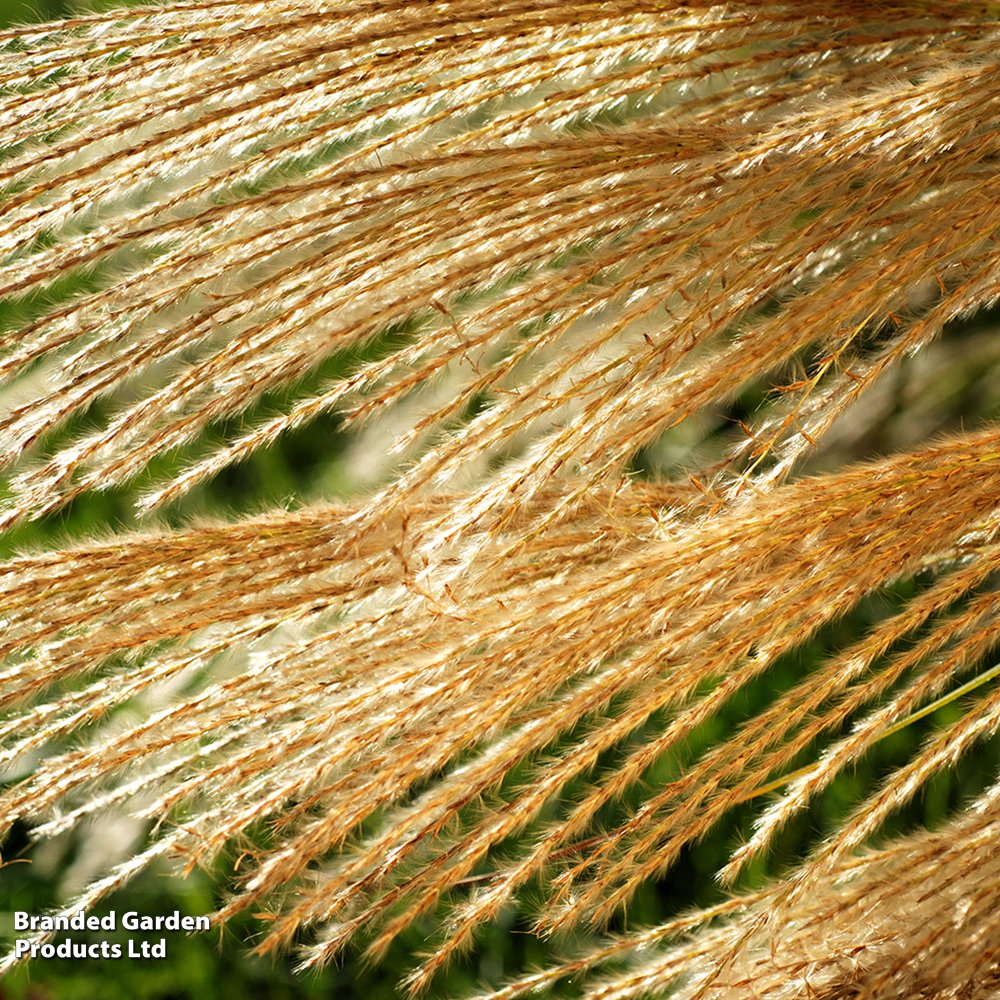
[{"left": 3, "top": 3, "right": 1000, "bottom": 998}]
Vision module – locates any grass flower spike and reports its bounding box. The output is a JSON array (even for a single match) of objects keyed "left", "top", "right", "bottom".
[{"left": 4, "top": 2, "right": 1000, "bottom": 997}]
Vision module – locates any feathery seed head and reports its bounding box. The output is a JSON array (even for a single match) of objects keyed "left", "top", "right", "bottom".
[{"left": 3, "top": 2, "right": 1000, "bottom": 998}]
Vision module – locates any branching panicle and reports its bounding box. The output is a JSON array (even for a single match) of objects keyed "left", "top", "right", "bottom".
[{"left": 3, "top": 2, "right": 1000, "bottom": 998}]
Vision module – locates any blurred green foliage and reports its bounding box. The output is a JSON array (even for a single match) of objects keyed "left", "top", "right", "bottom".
[{"left": 0, "top": 0, "right": 74, "bottom": 28}]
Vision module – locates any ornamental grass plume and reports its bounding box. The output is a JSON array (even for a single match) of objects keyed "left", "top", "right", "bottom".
[{"left": 4, "top": 1, "right": 1000, "bottom": 997}]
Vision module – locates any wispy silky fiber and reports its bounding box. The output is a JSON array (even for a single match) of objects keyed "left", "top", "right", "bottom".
[{"left": 3, "top": 2, "right": 1000, "bottom": 997}]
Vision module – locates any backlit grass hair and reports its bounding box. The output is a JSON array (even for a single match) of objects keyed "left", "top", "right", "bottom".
[{"left": 4, "top": 2, "right": 1000, "bottom": 997}]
